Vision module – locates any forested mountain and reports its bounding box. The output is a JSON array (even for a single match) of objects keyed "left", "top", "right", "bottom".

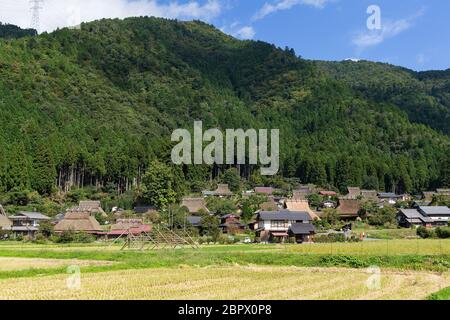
[
  {"left": 316, "top": 60, "right": 450, "bottom": 135},
  {"left": 0, "top": 17, "right": 449, "bottom": 197},
  {"left": 0, "top": 23, "right": 37, "bottom": 39}
]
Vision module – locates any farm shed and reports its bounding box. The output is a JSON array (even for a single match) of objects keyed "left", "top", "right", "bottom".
[{"left": 54, "top": 212, "right": 102, "bottom": 234}]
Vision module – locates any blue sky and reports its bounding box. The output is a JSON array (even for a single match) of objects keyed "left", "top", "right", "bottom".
[
  {"left": 214, "top": 0, "right": 450, "bottom": 71},
  {"left": 1, "top": 0, "right": 448, "bottom": 70}
]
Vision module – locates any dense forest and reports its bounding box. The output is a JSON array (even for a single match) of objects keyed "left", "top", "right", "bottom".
[
  {"left": 0, "top": 17, "right": 449, "bottom": 200},
  {"left": 0, "top": 23, "right": 37, "bottom": 39}
]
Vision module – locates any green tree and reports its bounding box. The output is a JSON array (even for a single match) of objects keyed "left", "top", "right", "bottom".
[
  {"left": 141, "top": 160, "right": 177, "bottom": 209},
  {"left": 222, "top": 168, "right": 241, "bottom": 192},
  {"left": 31, "top": 142, "right": 56, "bottom": 195}
]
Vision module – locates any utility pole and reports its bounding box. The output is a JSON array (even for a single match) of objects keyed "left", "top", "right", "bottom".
[{"left": 30, "top": 0, "right": 44, "bottom": 33}]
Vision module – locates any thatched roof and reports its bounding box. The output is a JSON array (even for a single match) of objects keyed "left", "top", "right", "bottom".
[
  {"left": 214, "top": 184, "right": 233, "bottom": 196},
  {"left": 254, "top": 187, "right": 274, "bottom": 195},
  {"left": 337, "top": 199, "right": 361, "bottom": 218},
  {"left": 346, "top": 187, "right": 361, "bottom": 199},
  {"left": 181, "top": 198, "right": 210, "bottom": 214},
  {"left": 285, "top": 199, "right": 320, "bottom": 220},
  {"left": 292, "top": 186, "right": 313, "bottom": 200},
  {"left": 0, "top": 205, "right": 12, "bottom": 230},
  {"left": 54, "top": 211, "right": 102, "bottom": 233},
  {"left": 73, "top": 200, "right": 107, "bottom": 217},
  {"left": 259, "top": 197, "right": 278, "bottom": 211},
  {"left": 361, "top": 190, "right": 378, "bottom": 200}
]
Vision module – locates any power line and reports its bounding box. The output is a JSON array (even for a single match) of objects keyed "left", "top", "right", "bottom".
[{"left": 29, "top": 0, "right": 44, "bottom": 33}]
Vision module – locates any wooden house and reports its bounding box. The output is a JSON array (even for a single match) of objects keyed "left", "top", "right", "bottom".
[
  {"left": 219, "top": 214, "right": 245, "bottom": 234},
  {"left": 398, "top": 206, "right": 450, "bottom": 228},
  {"left": 8, "top": 212, "right": 50, "bottom": 238},
  {"left": 255, "top": 210, "right": 313, "bottom": 243}
]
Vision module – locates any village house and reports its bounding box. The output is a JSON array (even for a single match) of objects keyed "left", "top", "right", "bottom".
[
  {"left": 255, "top": 210, "right": 314, "bottom": 243},
  {"left": 254, "top": 187, "right": 275, "bottom": 195},
  {"left": 346, "top": 187, "right": 361, "bottom": 200},
  {"left": 181, "top": 198, "right": 210, "bottom": 214},
  {"left": 78, "top": 200, "right": 107, "bottom": 217},
  {"left": 336, "top": 199, "right": 361, "bottom": 220},
  {"left": 8, "top": 211, "right": 50, "bottom": 238},
  {"left": 360, "top": 190, "right": 378, "bottom": 201},
  {"left": 219, "top": 214, "right": 245, "bottom": 234},
  {"left": 378, "top": 193, "right": 406, "bottom": 205},
  {"left": 285, "top": 198, "right": 320, "bottom": 220},
  {"left": 99, "top": 218, "right": 152, "bottom": 239},
  {"left": 319, "top": 191, "right": 337, "bottom": 197},
  {"left": 398, "top": 206, "right": 450, "bottom": 228},
  {"left": 292, "top": 185, "right": 314, "bottom": 200},
  {"left": 202, "top": 184, "right": 233, "bottom": 197},
  {"left": 397, "top": 209, "right": 433, "bottom": 228},
  {"left": 54, "top": 211, "right": 103, "bottom": 234}
]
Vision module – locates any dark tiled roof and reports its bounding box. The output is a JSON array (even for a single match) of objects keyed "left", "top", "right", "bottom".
[
  {"left": 259, "top": 211, "right": 311, "bottom": 221},
  {"left": 289, "top": 223, "right": 315, "bottom": 235},
  {"left": 187, "top": 216, "right": 202, "bottom": 226}
]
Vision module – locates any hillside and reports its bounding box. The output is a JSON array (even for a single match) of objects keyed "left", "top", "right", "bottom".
[{"left": 0, "top": 17, "right": 449, "bottom": 196}]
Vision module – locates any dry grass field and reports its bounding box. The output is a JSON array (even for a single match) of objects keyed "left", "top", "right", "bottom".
[
  {"left": 0, "top": 257, "right": 112, "bottom": 271},
  {"left": 0, "top": 266, "right": 447, "bottom": 300}
]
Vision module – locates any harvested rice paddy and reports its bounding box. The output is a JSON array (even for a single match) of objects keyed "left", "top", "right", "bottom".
[
  {"left": 0, "top": 266, "right": 447, "bottom": 300},
  {"left": 0, "top": 257, "right": 113, "bottom": 271}
]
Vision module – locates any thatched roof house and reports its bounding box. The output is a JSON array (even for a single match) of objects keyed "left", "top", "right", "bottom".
[
  {"left": 54, "top": 212, "right": 102, "bottom": 234},
  {"left": 361, "top": 190, "right": 378, "bottom": 201},
  {"left": 76, "top": 200, "right": 107, "bottom": 217},
  {"left": 259, "top": 197, "right": 279, "bottom": 211},
  {"left": 214, "top": 184, "right": 233, "bottom": 196},
  {"left": 337, "top": 199, "right": 361, "bottom": 219},
  {"left": 285, "top": 199, "right": 320, "bottom": 220},
  {"left": 181, "top": 198, "right": 210, "bottom": 214},
  {"left": 346, "top": 187, "right": 361, "bottom": 200},
  {"left": 0, "top": 205, "right": 12, "bottom": 230}
]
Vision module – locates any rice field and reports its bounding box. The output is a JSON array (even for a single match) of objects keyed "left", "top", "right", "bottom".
[
  {"left": 0, "top": 239, "right": 448, "bottom": 256},
  {"left": 0, "top": 266, "right": 447, "bottom": 300},
  {"left": 0, "top": 257, "right": 112, "bottom": 271}
]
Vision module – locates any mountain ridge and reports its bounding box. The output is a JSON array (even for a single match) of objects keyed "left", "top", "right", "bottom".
[{"left": 0, "top": 17, "right": 448, "bottom": 195}]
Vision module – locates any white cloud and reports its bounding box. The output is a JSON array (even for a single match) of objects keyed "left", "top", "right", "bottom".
[
  {"left": 0, "top": 0, "right": 222, "bottom": 33},
  {"left": 221, "top": 22, "right": 255, "bottom": 39},
  {"left": 252, "top": 0, "right": 329, "bottom": 21},
  {"left": 352, "top": 10, "right": 424, "bottom": 51}
]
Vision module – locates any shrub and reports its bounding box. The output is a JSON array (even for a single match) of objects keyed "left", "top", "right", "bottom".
[
  {"left": 435, "top": 227, "right": 450, "bottom": 239},
  {"left": 417, "top": 226, "right": 435, "bottom": 239}
]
